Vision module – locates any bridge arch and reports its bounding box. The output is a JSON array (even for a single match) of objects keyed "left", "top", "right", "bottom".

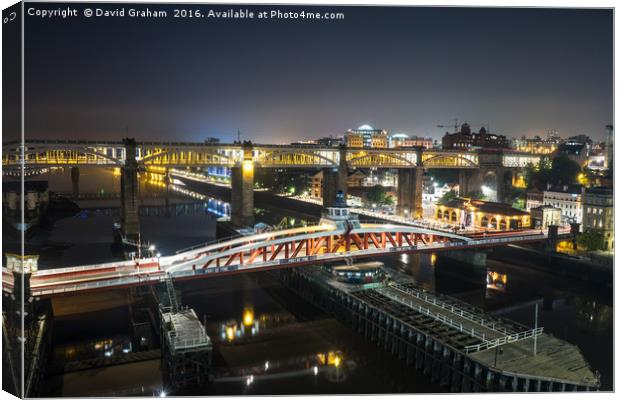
[
  {"left": 257, "top": 149, "right": 338, "bottom": 167},
  {"left": 163, "top": 224, "right": 472, "bottom": 276},
  {"left": 347, "top": 152, "right": 415, "bottom": 167},
  {"left": 422, "top": 154, "right": 478, "bottom": 168},
  {"left": 140, "top": 148, "right": 235, "bottom": 166},
  {"left": 21, "top": 146, "right": 124, "bottom": 167}
]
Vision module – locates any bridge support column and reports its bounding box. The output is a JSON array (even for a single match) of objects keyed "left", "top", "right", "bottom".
[
  {"left": 396, "top": 167, "right": 423, "bottom": 219},
  {"left": 437, "top": 249, "right": 487, "bottom": 270},
  {"left": 458, "top": 169, "right": 482, "bottom": 198},
  {"left": 322, "top": 145, "right": 348, "bottom": 208},
  {"left": 70, "top": 167, "right": 79, "bottom": 199},
  {"left": 489, "top": 166, "right": 512, "bottom": 204},
  {"left": 231, "top": 142, "right": 254, "bottom": 227},
  {"left": 164, "top": 169, "right": 171, "bottom": 215},
  {"left": 121, "top": 138, "right": 140, "bottom": 240},
  {"left": 542, "top": 224, "right": 559, "bottom": 252}
]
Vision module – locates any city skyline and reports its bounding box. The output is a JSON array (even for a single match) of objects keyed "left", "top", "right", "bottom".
[{"left": 17, "top": 5, "right": 613, "bottom": 143}]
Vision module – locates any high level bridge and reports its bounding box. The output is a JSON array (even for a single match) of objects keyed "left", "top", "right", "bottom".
[
  {"left": 3, "top": 139, "right": 541, "bottom": 236},
  {"left": 2, "top": 223, "right": 556, "bottom": 298}
]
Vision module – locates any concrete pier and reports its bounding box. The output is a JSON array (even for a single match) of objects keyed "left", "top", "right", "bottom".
[
  {"left": 322, "top": 146, "right": 348, "bottom": 209},
  {"left": 230, "top": 142, "right": 254, "bottom": 227},
  {"left": 70, "top": 167, "right": 79, "bottom": 199},
  {"left": 280, "top": 266, "right": 600, "bottom": 392},
  {"left": 458, "top": 169, "right": 482, "bottom": 198},
  {"left": 437, "top": 249, "right": 487, "bottom": 270},
  {"left": 121, "top": 138, "right": 140, "bottom": 240},
  {"left": 396, "top": 167, "right": 423, "bottom": 219}
]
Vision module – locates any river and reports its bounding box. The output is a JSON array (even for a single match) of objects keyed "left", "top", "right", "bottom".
[{"left": 10, "top": 168, "right": 611, "bottom": 395}]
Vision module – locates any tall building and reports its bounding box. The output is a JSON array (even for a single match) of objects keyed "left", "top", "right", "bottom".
[
  {"left": 441, "top": 123, "right": 508, "bottom": 149},
  {"left": 587, "top": 142, "right": 607, "bottom": 170},
  {"left": 581, "top": 187, "right": 614, "bottom": 251},
  {"left": 345, "top": 125, "right": 388, "bottom": 148},
  {"left": 605, "top": 125, "right": 613, "bottom": 169}
]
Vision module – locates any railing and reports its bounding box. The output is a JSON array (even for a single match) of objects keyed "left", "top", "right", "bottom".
[
  {"left": 376, "top": 285, "right": 545, "bottom": 354},
  {"left": 31, "top": 259, "right": 139, "bottom": 277},
  {"left": 387, "top": 282, "right": 514, "bottom": 335},
  {"left": 174, "top": 222, "right": 325, "bottom": 254},
  {"left": 164, "top": 274, "right": 179, "bottom": 313},
  {"left": 374, "top": 286, "right": 492, "bottom": 343},
  {"left": 463, "top": 327, "right": 544, "bottom": 354},
  {"left": 33, "top": 272, "right": 166, "bottom": 296},
  {"left": 168, "top": 333, "right": 212, "bottom": 353}
]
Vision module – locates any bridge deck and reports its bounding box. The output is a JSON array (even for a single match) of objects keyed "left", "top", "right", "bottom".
[
  {"left": 349, "top": 282, "right": 597, "bottom": 387},
  {"left": 469, "top": 335, "right": 599, "bottom": 387}
]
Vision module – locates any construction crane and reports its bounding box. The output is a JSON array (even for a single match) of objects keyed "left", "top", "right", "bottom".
[
  {"left": 437, "top": 119, "right": 490, "bottom": 133},
  {"left": 437, "top": 119, "right": 460, "bottom": 133}
]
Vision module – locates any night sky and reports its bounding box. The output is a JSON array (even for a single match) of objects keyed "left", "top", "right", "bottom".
[{"left": 22, "top": 4, "right": 613, "bottom": 143}]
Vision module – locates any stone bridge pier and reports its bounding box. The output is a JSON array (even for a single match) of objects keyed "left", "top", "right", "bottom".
[
  {"left": 322, "top": 145, "right": 348, "bottom": 209},
  {"left": 396, "top": 148, "right": 424, "bottom": 219},
  {"left": 459, "top": 165, "right": 513, "bottom": 204},
  {"left": 121, "top": 138, "right": 140, "bottom": 240},
  {"left": 231, "top": 141, "right": 255, "bottom": 227},
  {"left": 70, "top": 167, "right": 79, "bottom": 199}
]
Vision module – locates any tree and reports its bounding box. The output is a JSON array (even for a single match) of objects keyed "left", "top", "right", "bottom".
[
  {"left": 524, "top": 161, "right": 549, "bottom": 189},
  {"left": 366, "top": 185, "right": 389, "bottom": 206},
  {"left": 466, "top": 190, "right": 487, "bottom": 201},
  {"left": 523, "top": 155, "right": 582, "bottom": 190},
  {"left": 549, "top": 154, "right": 582, "bottom": 186},
  {"left": 577, "top": 229, "right": 605, "bottom": 251},
  {"left": 439, "top": 190, "right": 458, "bottom": 203}
]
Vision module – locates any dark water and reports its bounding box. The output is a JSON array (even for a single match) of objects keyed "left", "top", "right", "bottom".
[{"left": 17, "top": 169, "right": 612, "bottom": 394}]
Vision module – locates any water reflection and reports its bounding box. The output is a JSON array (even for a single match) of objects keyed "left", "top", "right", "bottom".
[
  {"left": 218, "top": 309, "right": 296, "bottom": 343},
  {"left": 573, "top": 297, "right": 613, "bottom": 334},
  {"left": 216, "top": 349, "right": 350, "bottom": 386},
  {"left": 54, "top": 335, "right": 133, "bottom": 362},
  {"left": 486, "top": 270, "right": 508, "bottom": 294}
]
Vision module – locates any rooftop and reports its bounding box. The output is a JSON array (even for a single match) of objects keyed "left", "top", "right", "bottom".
[
  {"left": 438, "top": 197, "right": 529, "bottom": 217},
  {"left": 584, "top": 186, "right": 613, "bottom": 196},
  {"left": 544, "top": 184, "right": 583, "bottom": 195}
]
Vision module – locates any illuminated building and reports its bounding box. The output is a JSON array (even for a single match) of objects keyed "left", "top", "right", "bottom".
[
  {"left": 587, "top": 143, "right": 607, "bottom": 170},
  {"left": 530, "top": 205, "right": 562, "bottom": 228},
  {"left": 605, "top": 125, "right": 613, "bottom": 169},
  {"left": 512, "top": 135, "right": 562, "bottom": 154},
  {"left": 388, "top": 133, "right": 433, "bottom": 149},
  {"left": 582, "top": 187, "right": 614, "bottom": 251},
  {"left": 525, "top": 188, "right": 544, "bottom": 211},
  {"left": 344, "top": 125, "right": 388, "bottom": 148},
  {"left": 434, "top": 197, "right": 530, "bottom": 230},
  {"left": 316, "top": 136, "right": 342, "bottom": 147},
  {"left": 542, "top": 184, "right": 584, "bottom": 224},
  {"left": 441, "top": 124, "right": 508, "bottom": 149}
]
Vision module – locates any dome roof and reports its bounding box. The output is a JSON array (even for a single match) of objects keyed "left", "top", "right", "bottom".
[{"left": 358, "top": 124, "right": 374, "bottom": 130}]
